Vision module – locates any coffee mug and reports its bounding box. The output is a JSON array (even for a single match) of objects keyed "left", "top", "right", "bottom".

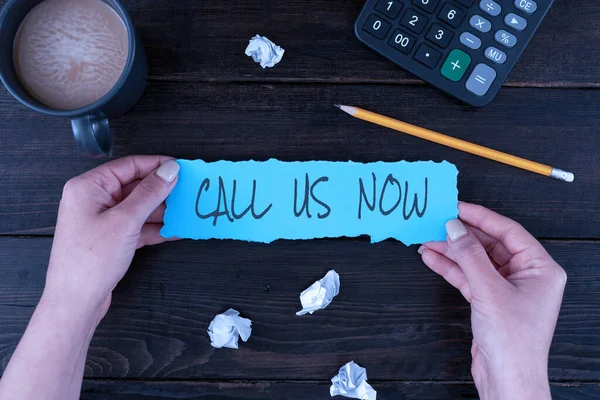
[{"left": 0, "top": 0, "right": 148, "bottom": 158}]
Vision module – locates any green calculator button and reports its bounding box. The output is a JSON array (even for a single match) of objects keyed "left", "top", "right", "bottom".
[{"left": 441, "top": 49, "right": 471, "bottom": 82}]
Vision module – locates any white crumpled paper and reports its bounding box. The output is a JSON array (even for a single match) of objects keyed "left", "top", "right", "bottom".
[
  {"left": 296, "top": 270, "right": 340, "bottom": 316},
  {"left": 207, "top": 309, "right": 252, "bottom": 349},
  {"left": 330, "top": 361, "right": 377, "bottom": 400},
  {"left": 245, "top": 34, "right": 285, "bottom": 68}
]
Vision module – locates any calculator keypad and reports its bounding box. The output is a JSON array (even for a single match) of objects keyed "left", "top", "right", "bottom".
[
  {"left": 441, "top": 49, "right": 471, "bottom": 81},
  {"left": 400, "top": 9, "right": 428, "bottom": 33},
  {"left": 470, "top": 15, "right": 491, "bottom": 33},
  {"left": 375, "top": 0, "right": 403, "bottom": 19},
  {"left": 456, "top": 0, "right": 473, "bottom": 6},
  {"left": 389, "top": 29, "right": 416, "bottom": 53},
  {"left": 438, "top": 3, "right": 465, "bottom": 28},
  {"left": 459, "top": 32, "right": 481, "bottom": 49},
  {"left": 479, "top": 0, "right": 501, "bottom": 17},
  {"left": 514, "top": 0, "right": 537, "bottom": 14},
  {"left": 355, "top": 0, "right": 554, "bottom": 106},
  {"left": 465, "top": 63, "right": 496, "bottom": 95},
  {"left": 413, "top": 0, "right": 440, "bottom": 13},
  {"left": 484, "top": 46, "right": 506, "bottom": 64},
  {"left": 505, "top": 13, "right": 527, "bottom": 30},
  {"left": 414, "top": 44, "right": 442, "bottom": 68},
  {"left": 426, "top": 24, "right": 453, "bottom": 48},
  {"left": 495, "top": 30, "right": 517, "bottom": 47},
  {"left": 364, "top": 14, "right": 391, "bottom": 39}
]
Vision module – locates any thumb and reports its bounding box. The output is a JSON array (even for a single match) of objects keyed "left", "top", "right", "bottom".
[
  {"left": 117, "top": 159, "right": 180, "bottom": 223},
  {"left": 445, "top": 219, "right": 503, "bottom": 292}
]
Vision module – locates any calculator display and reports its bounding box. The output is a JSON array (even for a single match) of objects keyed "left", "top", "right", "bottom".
[{"left": 355, "top": 0, "right": 553, "bottom": 106}]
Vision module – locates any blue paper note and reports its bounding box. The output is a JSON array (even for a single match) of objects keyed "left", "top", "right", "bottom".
[{"left": 161, "top": 160, "right": 458, "bottom": 245}]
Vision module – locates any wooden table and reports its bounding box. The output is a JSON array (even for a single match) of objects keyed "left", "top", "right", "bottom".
[{"left": 1, "top": 0, "right": 599, "bottom": 398}]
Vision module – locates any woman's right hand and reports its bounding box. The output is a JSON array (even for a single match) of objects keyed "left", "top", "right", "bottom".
[{"left": 419, "top": 202, "right": 566, "bottom": 400}]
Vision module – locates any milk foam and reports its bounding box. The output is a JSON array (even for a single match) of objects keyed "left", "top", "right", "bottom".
[{"left": 14, "top": 0, "right": 129, "bottom": 110}]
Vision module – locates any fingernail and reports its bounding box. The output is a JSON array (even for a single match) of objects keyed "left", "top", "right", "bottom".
[
  {"left": 156, "top": 160, "right": 180, "bottom": 184},
  {"left": 417, "top": 246, "right": 425, "bottom": 255},
  {"left": 446, "top": 219, "right": 468, "bottom": 242}
]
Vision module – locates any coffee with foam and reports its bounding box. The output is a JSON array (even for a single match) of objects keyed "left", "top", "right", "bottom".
[{"left": 13, "top": 0, "right": 129, "bottom": 110}]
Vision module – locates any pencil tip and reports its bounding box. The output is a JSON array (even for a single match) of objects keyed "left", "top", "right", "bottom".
[{"left": 335, "top": 104, "right": 358, "bottom": 116}]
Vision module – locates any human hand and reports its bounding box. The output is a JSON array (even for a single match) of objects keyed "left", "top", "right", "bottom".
[
  {"left": 419, "top": 202, "right": 566, "bottom": 400},
  {"left": 42, "top": 156, "right": 180, "bottom": 322}
]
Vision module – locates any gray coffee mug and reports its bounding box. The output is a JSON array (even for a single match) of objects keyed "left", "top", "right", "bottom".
[{"left": 0, "top": 0, "right": 148, "bottom": 158}]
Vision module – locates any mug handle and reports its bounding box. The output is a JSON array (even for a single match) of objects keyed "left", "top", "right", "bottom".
[{"left": 71, "top": 114, "right": 112, "bottom": 158}]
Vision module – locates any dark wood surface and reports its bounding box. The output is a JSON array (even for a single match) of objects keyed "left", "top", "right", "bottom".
[
  {"left": 1, "top": 0, "right": 599, "bottom": 398},
  {"left": 1, "top": 237, "right": 600, "bottom": 382},
  {"left": 79, "top": 381, "right": 600, "bottom": 400}
]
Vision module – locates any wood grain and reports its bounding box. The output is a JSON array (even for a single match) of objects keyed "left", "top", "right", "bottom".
[
  {"left": 80, "top": 380, "right": 600, "bottom": 399},
  {"left": 0, "top": 0, "right": 598, "bottom": 86},
  {"left": 0, "top": 237, "right": 598, "bottom": 381},
  {"left": 0, "top": 83, "right": 598, "bottom": 237}
]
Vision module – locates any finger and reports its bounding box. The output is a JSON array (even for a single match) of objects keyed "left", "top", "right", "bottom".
[
  {"left": 146, "top": 203, "right": 166, "bottom": 224},
  {"left": 120, "top": 182, "right": 167, "bottom": 223},
  {"left": 421, "top": 241, "right": 448, "bottom": 255},
  {"left": 122, "top": 182, "right": 166, "bottom": 223},
  {"left": 121, "top": 180, "right": 142, "bottom": 200},
  {"left": 116, "top": 160, "right": 180, "bottom": 223},
  {"left": 445, "top": 219, "right": 503, "bottom": 291},
  {"left": 419, "top": 247, "right": 472, "bottom": 302},
  {"left": 497, "top": 263, "right": 513, "bottom": 278},
  {"left": 471, "top": 339, "right": 478, "bottom": 359},
  {"left": 137, "top": 223, "right": 180, "bottom": 249},
  {"left": 466, "top": 225, "right": 512, "bottom": 268},
  {"left": 458, "top": 202, "right": 546, "bottom": 256},
  {"left": 96, "top": 155, "right": 174, "bottom": 187},
  {"left": 80, "top": 156, "right": 175, "bottom": 202},
  {"left": 422, "top": 224, "right": 512, "bottom": 269},
  {"left": 74, "top": 156, "right": 175, "bottom": 211}
]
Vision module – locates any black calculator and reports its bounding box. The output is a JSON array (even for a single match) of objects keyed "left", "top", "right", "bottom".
[{"left": 355, "top": 0, "right": 553, "bottom": 106}]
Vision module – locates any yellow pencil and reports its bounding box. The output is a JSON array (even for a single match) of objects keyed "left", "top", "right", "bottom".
[{"left": 335, "top": 105, "right": 574, "bottom": 183}]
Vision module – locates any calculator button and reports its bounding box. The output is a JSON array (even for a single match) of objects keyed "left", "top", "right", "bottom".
[
  {"left": 414, "top": 44, "right": 442, "bottom": 68},
  {"left": 456, "top": 0, "right": 473, "bottom": 6},
  {"left": 389, "top": 29, "right": 416, "bottom": 54},
  {"left": 514, "top": 0, "right": 537, "bottom": 14},
  {"left": 505, "top": 13, "right": 527, "bottom": 31},
  {"left": 495, "top": 29, "right": 517, "bottom": 47},
  {"left": 469, "top": 15, "right": 491, "bottom": 33},
  {"left": 375, "top": 0, "right": 403, "bottom": 19},
  {"left": 484, "top": 46, "right": 507, "bottom": 64},
  {"left": 400, "top": 10, "right": 428, "bottom": 33},
  {"left": 426, "top": 24, "right": 453, "bottom": 48},
  {"left": 438, "top": 3, "right": 465, "bottom": 28},
  {"left": 412, "top": 0, "right": 440, "bottom": 14},
  {"left": 441, "top": 49, "right": 471, "bottom": 82},
  {"left": 459, "top": 32, "right": 481, "bottom": 49},
  {"left": 466, "top": 63, "right": 496, "bottom": 96},
  {"left": 364, "top": 15, "right": 391, "bottom": 39},
  {"left": 479, "top": 0, "right": 501, "bottom": 17}
]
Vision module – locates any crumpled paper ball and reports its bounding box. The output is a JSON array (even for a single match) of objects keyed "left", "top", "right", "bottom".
[
  {"left": 244, "top": 34, "right": 285, "bottom": 68},
  {"left": 296, "top": 270, "right": 340, "bottom": 316},
  {"left": 207, "top": 308, "right": 252, "bottom": 349},
  {"left": 330, "top": 361, "right": 377, "bottom": 400}
]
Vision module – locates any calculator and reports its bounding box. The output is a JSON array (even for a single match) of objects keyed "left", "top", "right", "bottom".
[{"left": 355, "top": 0, "right": 553, "bottom": 106}]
